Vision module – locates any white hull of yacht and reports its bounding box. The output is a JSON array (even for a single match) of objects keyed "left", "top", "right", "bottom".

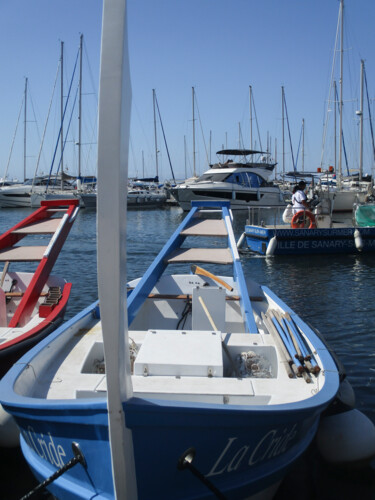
[
  {"left": 317, "top": 188, "right": 367, "bottom": 212},
  {"left": 170, "top": 185, "right": 286, "bottom": 211},
  {"left": 30, "top": 192, "right": 82, "bottom": 208}
]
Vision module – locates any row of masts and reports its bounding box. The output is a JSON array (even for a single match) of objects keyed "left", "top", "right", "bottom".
[
  {"left": 136, "top": 1, "right": 372, "bottom": 183},
  {"left": 14, "top": 34, "right": 85, "bottom": 187}
]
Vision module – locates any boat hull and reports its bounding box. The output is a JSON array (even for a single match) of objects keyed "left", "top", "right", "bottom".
[
  {"left": 245, "top": 225, "right": 375, "bottom": 255},
  {"left": 0, "top": 290, "right": 339, "bottom": 499},
  {"left": 14, "top": 396, "right": 321, "bottom": 500},
  {"left": 0, "top": 282, "right": 71, "bottom": 378},
  {"left": 170, "top": 186, "right": 286, "bottom": 211}
]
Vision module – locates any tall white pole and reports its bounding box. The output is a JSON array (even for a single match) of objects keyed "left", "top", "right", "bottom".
[
  {"left": 184, "top": 135, "right": 187, "bottom": 178},
  {"left": 302, "top": 118, "right": 305, "bottom": 172},
  {"left": 359, "top": 59, "right": 364, "bottom": 182},
  {"left": 97, "top": 0, "right": 137, "bottom": 498},
  {"left": 249, "top": 85, "right": 253, "bottom": 149},
  {"left": 24, "top": 77, "right": 28, "bottom": 182},
  {"left": 78, "top": 34, "right": 83, "bottom": 180},
  {"left": 60, "top": 41, "right": 64, "bottom": 189},
  {"left": 338, "top": 0, "right": 344, "bottom": 189},
  {"left": 281, "top": 86, "right": 285, "bottom": 178},
  {"left": 152, "top": 89, "right": 159, "bottom": 178},
  {"left": 334, "top": 80, "right": 337, "bottom": 171},
  {"left": 192, "top": 87, "right": 196, "bottom": 177}
]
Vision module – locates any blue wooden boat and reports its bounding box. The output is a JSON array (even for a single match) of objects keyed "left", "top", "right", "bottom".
[
  {"left": 0, "top": 2, "right": 341, "bottom": 499},
  {"left": 243, "top": 203, "right": 375, "bottom": 255},
  {"left": 0, "top": 199, "right": 341, "bottom": 499}
]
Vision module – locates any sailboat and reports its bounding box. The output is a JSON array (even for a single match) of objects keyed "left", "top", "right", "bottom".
[
  {"left": 31, "top": 35, "right": 89, "bottom": 208},
  {"left": 315, "top": 0, "right": 369, "bottom": 212},
  {"left": 0, "top": 1, "right": 352, "bottom": 499}
]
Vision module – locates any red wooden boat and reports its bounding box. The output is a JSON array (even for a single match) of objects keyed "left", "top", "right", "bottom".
[{"left": 0, "top": 199, "right": 79, "bottom": 377}]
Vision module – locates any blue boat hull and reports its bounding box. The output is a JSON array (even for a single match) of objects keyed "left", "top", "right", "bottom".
[
  {"left": 245, "top": 225, "right": 375, "bottom": 255},
  {"left": 14, "top": 390, "right": 322, "bottom": 499}
]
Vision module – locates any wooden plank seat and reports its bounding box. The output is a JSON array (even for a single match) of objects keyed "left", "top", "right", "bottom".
[
  {"left": 180, "top": 219, "right": 228, "bottom": 237},
  {"left": 165, "top": 248, "right": 233, "bottom": 265},
  {"left": 12, "top": 218, "right": 62, "bottom": 234},
  {"left": 0, "top": 246, "right": 47, "bottom": 262}
]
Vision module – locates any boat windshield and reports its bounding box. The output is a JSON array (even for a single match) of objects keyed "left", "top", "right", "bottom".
[
  {"left": 195, "top": 171, "right": 269, "bottom": 187},
  {"left": 196, "top": 172, "right": 228, "bottom": 183}
]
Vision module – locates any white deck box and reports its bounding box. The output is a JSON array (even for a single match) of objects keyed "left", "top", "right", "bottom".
[{"left": 134, "top": 329, "right": 223, "bottom": 377}]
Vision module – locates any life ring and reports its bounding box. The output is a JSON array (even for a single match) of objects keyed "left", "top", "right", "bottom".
[{"left": 291, "top": 210, "right": 316, "bottom": 229}]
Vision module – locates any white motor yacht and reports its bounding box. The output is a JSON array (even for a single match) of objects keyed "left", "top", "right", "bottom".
[{"left": 169, "top": 149, "right": 286, "bottom": 211}]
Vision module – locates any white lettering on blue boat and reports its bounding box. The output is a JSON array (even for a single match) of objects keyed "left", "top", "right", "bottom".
[
  {"left": 206, "top": 424, "right": 298, "bottom": 477},
  {"left": 247, "top": 228, "right": 268, "bottom": 236},
  {"left": 21, "top": 426, "right": 67, "bottom": 467}
]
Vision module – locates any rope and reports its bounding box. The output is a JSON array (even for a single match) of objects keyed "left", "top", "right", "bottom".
[
  {"left": 2, "top": 94, "right": 24, "bottom": 184},
  {"left": 45, "top": 47, "right": 80, "bottom": 191},
  {"left": 177, "top": 448, "right": 227, "bottom": 500},
  {"left": 155, "top": 93, "right": 176, "bottom": 182},
  {"left": 20, "top": 442, "right": 86, "bottom": 500},
  {"left": 31, "top": 60, "right": 61, "bottom": 186}
]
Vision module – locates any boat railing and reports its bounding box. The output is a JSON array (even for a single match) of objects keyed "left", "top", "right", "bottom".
[{"left": 246, "top": 206, "right": 287, "bottom": 227}]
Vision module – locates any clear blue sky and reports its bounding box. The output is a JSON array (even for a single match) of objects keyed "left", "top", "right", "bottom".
[{"left": 0, "top": 0, "right": 374, "bottom": 183}]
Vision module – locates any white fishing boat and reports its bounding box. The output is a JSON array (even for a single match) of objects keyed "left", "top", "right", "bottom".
[
  {"left": 169, "top": 149, "right": 286, "bottom": 211},
  {"left": 0, "top": 2, "right": 345, "bottom": 498}
]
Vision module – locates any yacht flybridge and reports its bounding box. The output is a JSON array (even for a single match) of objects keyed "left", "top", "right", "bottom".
[{"left": 169, "top": 149, "right": 286, "bottom": 211}]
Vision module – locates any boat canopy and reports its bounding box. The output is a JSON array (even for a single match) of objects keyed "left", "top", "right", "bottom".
[{"left": 216, "top": 149, "right": 268, "bottom": 156}]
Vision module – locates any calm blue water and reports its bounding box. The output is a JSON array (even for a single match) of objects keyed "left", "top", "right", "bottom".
[{"left": 1, "top": 205, "right": 373, "bottom": 423}]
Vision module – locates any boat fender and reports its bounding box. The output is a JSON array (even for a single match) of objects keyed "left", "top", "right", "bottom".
[
  {"left": 266, "top": 236, "right": 277, "bottom": 256},
  {"left": 291, "top": 210, "right": 316, "bottom": 229},
  {"left": 317, "top": 408, "right": 375, "bottom": 465},
  {"left": 236, "top": 232, "right": 246, "bottom": 249},
  {"left": 322, "top": 377, "right": 356, "bottom": 417},
  {"left": 0, "top": 404, "right": 19, "bottom": 447},
  {"left": 354, "top": 229, "right": 364, "bottom": 251},
  {"left": 282, "top": 204, "right": 293, "bottom": 223},
  {"left": 256, "top": 189, "right": 260, "bottom": 201}
]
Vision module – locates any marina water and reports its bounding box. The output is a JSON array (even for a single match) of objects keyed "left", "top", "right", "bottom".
[{"left": 1, "top": 205, "right": 375, "bottom": 499}]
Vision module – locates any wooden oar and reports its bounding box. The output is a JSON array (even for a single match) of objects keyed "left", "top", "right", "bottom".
[
  {"left": 126, "top": 290, "right": 263, "bottom": 301},
  {"left": 191, "top": 265, "right": 233, "bottom": 292},
  {"left": 268, "top": 310, "right": 305, "bottom": 376},
  {"left": 280, "top": 316, "right": 312, "bottom": 383},
  {"left": 198, "top": 295, "right": 240, "bottom": 378},
  {"left": 261, "top": 312, "right": 295, "bottom": 378},
  {"left": 284, "top": 312, "right": 320, "bottom": 374},
  {"left": 273, "top": 310, "right": 313, "bottom": 382}
]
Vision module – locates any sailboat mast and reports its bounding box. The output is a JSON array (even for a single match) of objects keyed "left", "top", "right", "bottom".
[
  {"left": 334, "top": 80, "right": 337, "bottom": 171},
  {"left": 192, "top": 86, "right": 196, "bottom": 177},
  {"left": 60, "top": 41, "right": 64, "bottom": 190},
  {"left": 152, "top": 89, "right": 159, "bottom": 179},
  {"left": 78, "top": 33, "right": 83, "bottom": 182},
  {"left": 184, "top": 135, "right": 187, "bottom": 178},
  {"left": 249, "top": 85, "right": 253, "bottom": 149},
  {"left": 23, "top": 77, "right": 28, "bottom": 183},
  {"left": 281, "top": 86, "right": 285, "bottom": 178},
  {"left": 359, "top": 59, "right": 364, "bottom": 182},
  {"left": 302, "top": 118, "right": 305, "bottom": 172},
  {"left": 338, "top": 0, "right": 344, "bottom": 189}
]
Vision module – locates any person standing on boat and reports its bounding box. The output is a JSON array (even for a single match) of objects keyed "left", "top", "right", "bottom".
[{"left": 292, "top": 181, "right": 310, "bottom": 214}]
